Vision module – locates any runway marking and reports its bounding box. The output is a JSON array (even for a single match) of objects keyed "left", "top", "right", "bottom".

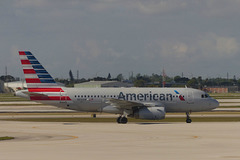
[
  {"left": 63, "top": 135, "right": 79, "bottom": 140},
  {"left": 69, "top": 135, "right": 79, "bottom": 140}
]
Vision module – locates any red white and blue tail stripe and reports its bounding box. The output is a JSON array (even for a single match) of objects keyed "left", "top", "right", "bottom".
[{"left": 19, "top": 51, "right": 71, "bottom": 101}]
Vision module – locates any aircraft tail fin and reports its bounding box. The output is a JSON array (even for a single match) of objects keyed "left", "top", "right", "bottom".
[
  {"left": 19, "top": 51, "right": 58, "bottom": 88},
  {"left": 18, "top": 51, "right": 71, "bottom": 101}
]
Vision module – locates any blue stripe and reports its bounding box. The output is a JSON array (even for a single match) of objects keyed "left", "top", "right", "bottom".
[
  {"left": 38, "top": 75, "right": 52, "bottom": 78},
  {"left": 35, "top": 70, "right": 48, "bottom": 74},
  {"left": 25, "top": 51, "right": 32, "bottom": 55},
  {"left": 174, "top": 90, "right": 180, "bottom": 94},
  {"left": 30, "top": 61, "right": 40, "bottom": 64},
  {"left": 27, "top": 56, "right": 36, "bottom": 60},
  {"left": 40, "top": 79, "right": 56, "bottom": 83},
  {"left": 33, "top": 65, "right": 44, "bottom": 69}
]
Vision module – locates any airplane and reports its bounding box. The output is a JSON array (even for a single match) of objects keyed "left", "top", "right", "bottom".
[{"left": 15, "top": 51, "right": 219, "bottom": 124}]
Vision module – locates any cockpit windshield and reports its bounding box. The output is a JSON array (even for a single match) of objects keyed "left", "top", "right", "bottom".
[{"left": 201, "top": 93, "right": 210, "bottom": 98}]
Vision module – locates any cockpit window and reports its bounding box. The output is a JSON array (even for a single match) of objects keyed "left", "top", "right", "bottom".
[
  {"left": 201, "top": 93, "right": 210, "bottom": 98},
  {"left": 205, "top": 94, "right": 209, "bottom": 98}
]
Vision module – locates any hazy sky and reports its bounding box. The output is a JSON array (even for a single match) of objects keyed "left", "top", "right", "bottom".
[{"left": 1, "top": 0, "right": 240, "bottom": 80}]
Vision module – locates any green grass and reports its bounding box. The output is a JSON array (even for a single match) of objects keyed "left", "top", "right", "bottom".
[
  {"left": 0, "top": 104, "right": 47, "bottom": 106},
  {"left": 0, "top": 93, "right": 15, "bottom": 97},
  {"left": 0, "top": 112, "right": 96, "bottom": 115},
  {"left": 210, "top": 93, "right": 240, "bottom": 99},
  {"left": 218, "top": 106, "right": 240, "bottom": 108},
  {"left": 0, "top": 136, "right": 14, "bottom": 141},
  {"left": 0, "top": 93, "right": 28, "bottom": 102}
]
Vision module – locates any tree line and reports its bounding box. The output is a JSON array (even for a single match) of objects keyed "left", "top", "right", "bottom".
[
  {"left": 54, "top": 71, "right": 240, "bottom": 89},
  {"left": 1, "top": 71, "right": 239, "bottom": 89}
]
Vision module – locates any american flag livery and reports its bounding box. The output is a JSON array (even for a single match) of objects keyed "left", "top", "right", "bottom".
[
  {"left": 19, "top": 51, "right": 71, "bottom": 101},
  {"left": 174, "top": 90, "right": 185, "bottom": 101}
]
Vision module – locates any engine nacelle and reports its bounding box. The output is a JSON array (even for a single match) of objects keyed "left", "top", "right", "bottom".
[{"left": 134, "top": 107, "right": 165, "bottom": 120}]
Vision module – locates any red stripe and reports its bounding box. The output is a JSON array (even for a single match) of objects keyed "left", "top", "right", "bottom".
[
  {"left": 30, "top": 96, "right": 71, "bottom": 101},
  {"left": 26, "top": 78, "right": 41, "bottom": 83},
  {"left": 179, "top": 95, "right": 185, "bottom": 101},
  {"left": 28, "top": 88, "right": 63, "bottom": 92},
  {"left": 19, "top": 51, "right": 26, "bottom": 55},
  {"left": 21, "top": 60, "right": 31, "bottom": 64},
  {"left": 23, "top": 69, "right": 36, "bottom": 74}
]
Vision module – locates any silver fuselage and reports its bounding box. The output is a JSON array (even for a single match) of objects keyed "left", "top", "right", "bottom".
[{"left": 27, "top": 87, "right": 218, "bottom": 114}]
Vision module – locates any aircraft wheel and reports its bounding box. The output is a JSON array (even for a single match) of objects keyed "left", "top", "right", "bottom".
[
  {"left": 186, "top": 112, "right": 192, "bottom": 123},
  {"left": 116, "top": 116, "right": 128, "bottom": 124},
  {"left": 186, "top": 119, "right": 192, "bottom": 123},
  {"left": 121, "top": 117, "right": 128, "bottom": 124},
  {"left": 117, "top": 116, "right": 122, "bottom": 123}
]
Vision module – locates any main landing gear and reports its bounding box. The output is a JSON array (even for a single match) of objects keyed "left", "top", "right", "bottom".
[
  {"left": 186, "top": 112, "right": 192, "bottom": 123},
  {"left": 117, "top": 116, "right": 128, "bottom": 124}
]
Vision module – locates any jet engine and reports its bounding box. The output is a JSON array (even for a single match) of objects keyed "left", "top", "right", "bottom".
[{"left": 133, "top": 106, "right": 165, "bottom": 120}]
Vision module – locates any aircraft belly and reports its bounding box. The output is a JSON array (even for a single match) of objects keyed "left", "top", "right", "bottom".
[
  {"left": 166, "top": 102, "right": 214, "bottom": 112},
  {"left": 71, "top": 100, "right": 104, "bottom": 112},
  {"left": 165, "top": 104, "right": 190, "bottom": 112}
]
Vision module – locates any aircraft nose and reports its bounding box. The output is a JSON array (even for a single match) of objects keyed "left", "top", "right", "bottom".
[{"left": 210, "top": 99, "right": 219, "bottom": 109}]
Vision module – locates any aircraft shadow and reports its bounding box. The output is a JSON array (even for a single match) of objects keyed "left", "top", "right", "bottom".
[{"left": 136, "top": 122, "right": 173, "bottom": 125}]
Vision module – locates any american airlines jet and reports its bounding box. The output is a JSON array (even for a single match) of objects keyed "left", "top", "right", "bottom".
[{"left": 16, "top": 51, "right": 219, "bottom": 124}]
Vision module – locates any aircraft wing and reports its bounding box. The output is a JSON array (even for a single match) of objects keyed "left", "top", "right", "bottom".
[{"left": 107, "top": 98, "right": 164, "bottom": 110}]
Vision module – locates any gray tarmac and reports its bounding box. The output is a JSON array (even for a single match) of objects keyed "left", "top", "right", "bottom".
[
  {"left": 1, "top": 121, "right": 240, "bottom": 160},
  {"left": 0, "top": 99, "right": 240, "bottom": 160}
]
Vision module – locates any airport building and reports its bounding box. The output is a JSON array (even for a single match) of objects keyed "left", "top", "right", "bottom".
[
  {"left": 4, "top": 81, "right": 27, "bottom": 92},
  {"left": 74, "top": 81, "right": 133, "bottom": 88},
  {"left": 204, "top": 86, "right": 238, "bottom": 93}
]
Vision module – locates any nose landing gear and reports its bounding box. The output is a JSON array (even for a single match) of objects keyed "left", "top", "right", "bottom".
[{"left": 186, "top": 112, "right": 192, "bottom": 123}]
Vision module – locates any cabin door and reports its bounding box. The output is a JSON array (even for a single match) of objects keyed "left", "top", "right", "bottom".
[
  {"left": 60, "top": 91, "right": 67, "bottom": 103},
  {"left": 186, "top": 90, "right": 194, "bottom": 104}
]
